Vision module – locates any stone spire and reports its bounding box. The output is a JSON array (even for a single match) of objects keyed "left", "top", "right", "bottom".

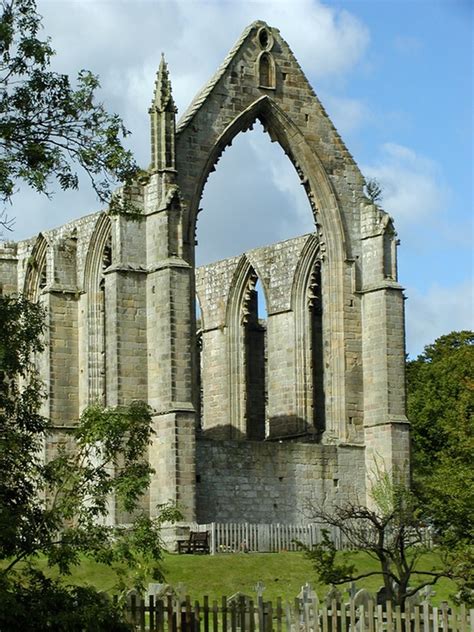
[{"left": 149, "top": 54, "right": 176, "bottom": 172}]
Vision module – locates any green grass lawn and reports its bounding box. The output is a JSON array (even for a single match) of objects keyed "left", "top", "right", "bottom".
[{"left": 21, "top": 550, "right": 457, "bottom": 605}]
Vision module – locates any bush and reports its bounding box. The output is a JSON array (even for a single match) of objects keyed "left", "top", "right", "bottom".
[{"left": 0, "top": 569, "right": 132, "bottom": 631}]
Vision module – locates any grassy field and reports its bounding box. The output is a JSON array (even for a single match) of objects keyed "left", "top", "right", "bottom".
[{"left": 23, "top": 550, "right": 457, "bottom": 605}]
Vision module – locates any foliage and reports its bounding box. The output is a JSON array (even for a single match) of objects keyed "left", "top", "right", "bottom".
[
  {"left": 0, "top": 568, "right": 132, "bottom": 631},
  {"left": 0, "top": 295, "right": 46, "bottom": 560},
  {"left": 365, "top": 177, "right": 383, "bottom": 204},
  {"left": 0, "top": 294, "right": 181, "bottom": 625},
  {"left": 407, "top": 331, "right": 474, "bottom": 544},
  {"left": 0, "top": 0, "right": 140, "bottom": 227},
  {"left": 301, "top": 472, "right": 469, "bottom": 607}
]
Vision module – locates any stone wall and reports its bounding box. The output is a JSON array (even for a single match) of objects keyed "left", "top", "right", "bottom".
[
  {"left": 196, "top": 439, "right": 365, "bottom": 523},
  {"left": 196, "top": 234, "right": 325, "bottom": 441}
]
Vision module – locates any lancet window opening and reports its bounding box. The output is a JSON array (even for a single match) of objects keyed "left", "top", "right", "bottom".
[
  {"left": 85, "top": 216, "right": 112, "bottom": 405},
  {"left": 195, "top": 294, "right": 204, "bottom": 430},
  {"left": 241, "top": 271, "right": 267, "bottom": 440},
  {"left": 292, "top": 237, "right": 326, "bottom": 439},
  {"left": 258, "top": 53, "right": 276, "bottom": 89},
  {"left": 99, "top": 232, "right": 112, "bottom": 403},
  {"left": 24, "top": 235, "right": 48, "bottom": 302},
  {"left": 194, "top": 107, "right": 322, "bottom": 441},
  {"left": 307, "top": 259, "right": 325, "bottom": 435}
]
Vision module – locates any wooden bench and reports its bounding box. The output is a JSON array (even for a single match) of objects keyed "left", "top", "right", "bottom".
[{"left": 177, "top": 530, "right": 210, "bottom": 554}]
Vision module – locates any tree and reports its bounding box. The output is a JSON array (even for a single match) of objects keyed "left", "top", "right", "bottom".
[
  {"left": 365, "top": 177, "right": 383, "bottom": 204},
  {"left": 301, "top": 470, "right": 473, "bottom": 607},
  {"left": 0, "top": 295, "right": 180, "bottom": 626},
  {"left": 301, "top": 332, "right": 474, "bottom": 607},
  {"left": 407, "top": 331, "right": 474, "bottom": 544},
  {"left": 0, "top": 571, "right": 133, "bottom": 631},
  {"left": 0, "top": 0, "right": 140, "bottom": 228}
]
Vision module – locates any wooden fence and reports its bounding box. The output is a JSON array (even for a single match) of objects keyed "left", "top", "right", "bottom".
[
  {"left": 123, "top": 595, "right": 473, "bottom": 632},
  {"left": 186, "top": 523, "right": 349, "bottom": 554}
]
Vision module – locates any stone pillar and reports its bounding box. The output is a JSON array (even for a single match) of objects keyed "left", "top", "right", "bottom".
[
  {"left": 103, "top": 215, "right": 148, "bottom": 408},
  {"left": 145, "top": 183, "right": 196, "bottom": 520},
  {"left": 360, "top": 203, "right": 410, "bottom": 500},
  {"left": 43, "top": 236, "right": 80, "bottom": 430},
  {"left": 266, "top": 310, "right": 301, "bottom": 437},
  {"left": 36, "top": 237, "right": 80, "bottom": 466},
  {"left": 145, "top": 59, "right": 196, "bottom": 521},
  {"left": 0, "top": 243, "right": 18, "bottom": 295}
]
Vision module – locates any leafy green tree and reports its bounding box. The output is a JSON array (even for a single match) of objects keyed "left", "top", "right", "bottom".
[
  {"left": 0, "top": 0, "right": 140, "bottom": 228},
  {"left": 407, "top": 331, "right": 474, "bottom": 543},
  {"left": 0, "top": 295, "right": 180, "bottom": 626},
  {"left": 0, "top": 295, "right": 46, "bottom": 560}
]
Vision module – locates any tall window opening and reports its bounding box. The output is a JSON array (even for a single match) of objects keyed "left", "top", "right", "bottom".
[
  {"left": 308, "top": 261, "right": 325, "bottom": 434},
  {"left": 242, "top": 275, "right": 267, "bottom": 440},
  {"left": 196, "top": 121, "right": 316, "bottom": 439},
  {"left": 85, "top": 217, "right": 112, "bottom": 406},
  {"left": 98, "top": 232, "right": 112, "bottom": 403},
  {"left": 195, "top": 296, "right": 203, "bottom": 429},
  {"left": 197, "top": 121, "right": 313, "bottom": 266}
]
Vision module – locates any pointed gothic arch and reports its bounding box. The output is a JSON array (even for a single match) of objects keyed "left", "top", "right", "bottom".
[
  {"left": 184, "top": 95, "right": 347, "bottom": 264},
  {"left": 180, "top": 95, "right": 348, "bottom": 431},
  {"left": 292, "top": 234, "right": 325, "bottom": 438},
  {"left": 226, "top": 254, "right": 268, "bottom": 439},
  {"left": 83, "top": 213, "right": 113, "bottom": 404},
  {"left": 24, "top": 233, "right": 49, "bottom": 301}
]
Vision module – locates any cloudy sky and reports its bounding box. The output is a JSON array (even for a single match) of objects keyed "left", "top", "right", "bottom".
[{"left": 6, "top": 0, "right": 473, "bottom": 357}]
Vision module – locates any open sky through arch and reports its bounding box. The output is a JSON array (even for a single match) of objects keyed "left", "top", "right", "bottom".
[
  {"left": 197, "top": 121, "right": 314, "bottom": 266},
  {"left": 4, "top": 0, "right": 472, "bottom": 357}
]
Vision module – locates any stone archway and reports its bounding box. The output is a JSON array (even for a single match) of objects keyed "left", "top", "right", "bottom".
[
  {"left": 83, "top": 213, "right": 112, "bottom": 405},
  {"left": 181, "top": 95, "right": 349, "bottom": 439}
]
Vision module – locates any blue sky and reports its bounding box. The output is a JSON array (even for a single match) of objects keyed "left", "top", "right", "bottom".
[{"left": 5, "top": 0, "right": 473, "bottom": 357}]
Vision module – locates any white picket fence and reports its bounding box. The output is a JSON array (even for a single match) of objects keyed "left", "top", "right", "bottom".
[{"left": 186, "top": 522, "right": 348, "bottom": 554}]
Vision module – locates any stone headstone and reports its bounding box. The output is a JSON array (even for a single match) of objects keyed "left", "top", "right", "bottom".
[
  {"left": 376, "top": 586, "right": 389, "bottom": 605},
  {"left": 175, "top": 582, "right": 187, "bottom": 603},
  {"left": 348, "top": 582, "right": 359, "bottom": 600},
  {"left": 325, "top": 586, "right": 343, "bottom": 606},
  {"left": 298, "top": 582, "right": 317, "bottom": 603},
  {"left": 147, "top": 583, "right": 176, "bottom": 600},
  {"left": 420, "top": 585, "right": 435, "bottom": 604},
  {"left": 126, "top": 588, "right": 140, "bottom": 607},
  {"left": 353, "top": 588, "right": 374, "bottom": 609},
  {"left": 405, "top": 589, "right": 422, "bottom": 609},
  {"left": 227, "top": 592, "right": 256, "bottom": 630}
]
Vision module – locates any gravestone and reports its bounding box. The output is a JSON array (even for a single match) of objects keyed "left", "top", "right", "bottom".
[{"left": 353, "top": 588, "right": 374, "bottom": 609}]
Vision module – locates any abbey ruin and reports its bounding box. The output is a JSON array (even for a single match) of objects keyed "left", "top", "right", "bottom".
[{"left": 0, "top": 21, "right": 410, "bottom": 525}]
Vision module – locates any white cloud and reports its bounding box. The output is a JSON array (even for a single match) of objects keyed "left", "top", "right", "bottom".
[
  {"left": 197, "top": 122, "right": 314, "bottom": 265},
  {"left": 9, "top": 0, "right": 370, "bottom": 243},
  {"left": 405, "top": 281, "right": 474, "bottom": 357},
  {"left": 363, "top": 142, "right": 448, "bottom": 227}
]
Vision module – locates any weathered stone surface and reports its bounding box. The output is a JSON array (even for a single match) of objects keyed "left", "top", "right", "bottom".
[{"left": 0, "top": 21, "right": 409, "bottom": 522}]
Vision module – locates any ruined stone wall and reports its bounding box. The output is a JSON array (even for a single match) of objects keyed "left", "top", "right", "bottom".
[
  {"left": 196, "top": 440, "right": 365, "bottom": 523},
  {"left": 0, "top": 20, "right": 411, "bottom": 521},
  {"left": 0, "top": 243, "right": 18, "bottom": 295},
  {"left": 196, "top": 234, "right": 327, "bottom": 441}
]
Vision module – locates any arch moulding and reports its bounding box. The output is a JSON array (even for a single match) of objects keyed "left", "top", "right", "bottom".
[{"left": 179, "top": 95, "right": 348, "bottom": 434}]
